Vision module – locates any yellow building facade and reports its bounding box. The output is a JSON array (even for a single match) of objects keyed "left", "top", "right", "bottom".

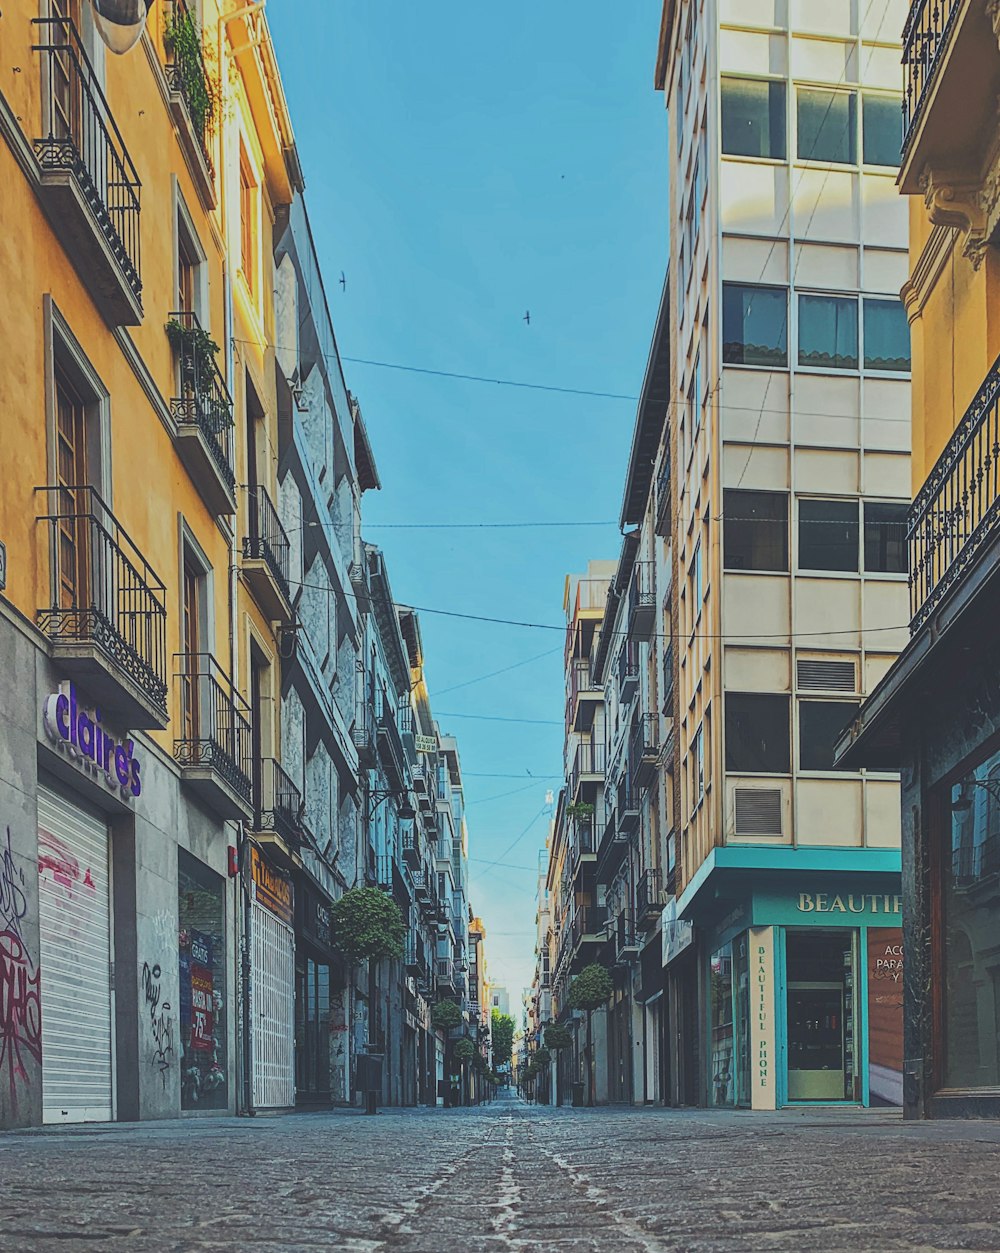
[{"left": 0, "top": 0, "right": 299, "bottom": 1127}]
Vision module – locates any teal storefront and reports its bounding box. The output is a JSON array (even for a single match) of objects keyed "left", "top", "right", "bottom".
[{"left": 677, "top": 847, "right": 903, "bottom": 1110}]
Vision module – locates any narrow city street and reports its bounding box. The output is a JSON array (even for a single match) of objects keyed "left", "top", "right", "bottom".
[{"left": 2, "top": 1092, "right": 1000, "bottom": 1252}]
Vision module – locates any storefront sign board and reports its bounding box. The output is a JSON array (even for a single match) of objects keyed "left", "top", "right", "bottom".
[
  {"left": 867, "top": 928, "right": 903, "bottom": 1106},
  {"left": 251, "top": 847, "right": 293, "bottom": 925},
  {"left": 748, "top": 926, "right": 777, "bottom": 1110},
  {"left": 41, "top": 680, "right": 143, "bottom": 803}
]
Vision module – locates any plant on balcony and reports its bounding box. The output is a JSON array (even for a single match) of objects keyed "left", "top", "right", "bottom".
[
  {"left": 164, "top": 5, "right": 219, "bottom": 146},
  {"left": 565, "top": 802, "right": 595, "bottom": 820},
  {"left": 166, "top": 317, "right": 218, "bottom": 377},
  {"left": 569, "top": 962, "right": 613, "bottom": 1107},
  {"left": 431, "top": 999, "right": 462, "bottom": 1031},
  {"left": 329, "top": 886, "right": 405, "bottom": 962}
]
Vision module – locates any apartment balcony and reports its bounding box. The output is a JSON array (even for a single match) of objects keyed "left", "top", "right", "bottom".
[
  {"left": 569, "top": 742, "right": 606, "bottom": 801},
  {"left": 32, "top": 18, "right": 142, "bottom": 325},
  {"left": 627, "top": 561, "right": 655, "bottom": 640},
  {"left": 411, "top": 868, "right": 431, "bottom": 903},
  {"left": 173, "top": 653, "right": 252, "bottom": 820},
  {"left": 376, "top": 695, "right": 407, "bottom": 788},
  {"left": 376, "top": 853, "right": 411, "bottom": 912},
  {"left": 909, "top": 352, "right": 1000, "bottom": 631},
  {"left": 654, "top": 451, "right": 672, "bottom": 538},
  {"left": 611, "top": 910, "right": 641, "bottom": 965},
  {"left": 630, "top": 713, "right": 660, "bottom": 791},
  {"left": 351, "top": 700, "right": 377, "bottom": 768},
  {"left": 569, "top": 658, "right": 602, "bottom": 732},
  {"left": 636, "top": 867, "right": 666, "bottom": 925},
  {"left": 570, "top": 906, "right": 609, "bottom": 954},
  {"left": 617, "top": 641, "right": 639, "bottom": 706},
  {"left": 412, "top": 760, "right": 430, "bottom": 794},
  {"left": 242, "top": 485, "right": 292, "bottom": 622},
  {"left": 436, "top": 956, "right": 456, "bottom": 990},
  {"left": 402, "top": 824, "right": 421, "bottom": 869},
  {"left": 254, "top": 758, "right": 304, "bottom": 850},
  {"left": 167, "top": 312, "right": 236, "bottom": 515},
  {"left": 36, "top": 485, "right": 167, "bottom": 728},
  {"left": 348, "top": 559, "right": 370, "bottom": 615},
  {"left": 569, "top": 813, "right": 598, "bottom": 875},
  {"left": 661, "top": 645, "right": 675, "bottom": 716},
  {"left": 615, "top": 773, "right": 640, "bottom": 834},
  {"left": 597, "top": 809, "right": 629, "bottom": 882},
  {"left": 900, "top": 0, "right": 1000, "bottom": 198},
  {"left": 403, "top": 933, "right": 421, "bottom": 975},
  {"left": 163, "top": 0, "right": 216, "bottom": 209}
]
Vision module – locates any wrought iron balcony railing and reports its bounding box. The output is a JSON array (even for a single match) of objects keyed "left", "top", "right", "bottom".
[
  {"left": 255, "top": 757, "right": 303, "bottom": 845},
  {"left": 174, "top": 653, "right": 252, "bottom": 800},
  {"left": 902, "top": 0, "right": 961, "bottom": 158},
  {"left": 661, "top": 645, "right": 675, "bottom": 714},
  {"left": 36, "top": 484, "right": 167, "bottom": 716},
  {"left": 909, "top": 352, "right": 1000, "bottom": 630},
  {"left": 628, "top": 561, "right": 655, "bottom": 639},
  {"left": 243, "top": 484, "right": 291, "bottom": 602},
  {"left": 630, "top": 712, "right": 659, "bottom": 792},
  {"left": 617, "top": 641, "right": 639, "bottom": 703},
  {"left": 636, "top": 867, "right": 666, "bottom": 922},
  {"left": 655, "top": 451, "right": 672, "bottom": 537},
  {"left": 570, "top": 741, "right": 606, "bottom": 797},
  {"left": 168, "top": 311, "right": 235, "bottom": 490},
  {"left": 33, "top": 18, "right": 142, "bottom": 305},
  {"left": 164, "top": 0, "right": 214, "bottom": 165}
]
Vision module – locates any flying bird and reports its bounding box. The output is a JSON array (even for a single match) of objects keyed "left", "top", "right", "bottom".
[
  {"left": 339, "top": 271, "right": 346, "bottom": 291},
  {"left": 523, "top": 310, "right": 531, "bottom": 326}
]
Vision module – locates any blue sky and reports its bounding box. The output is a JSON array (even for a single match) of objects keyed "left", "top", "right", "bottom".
[{"left": 268, "top": 1, "right": 668, "bottom": 1001}]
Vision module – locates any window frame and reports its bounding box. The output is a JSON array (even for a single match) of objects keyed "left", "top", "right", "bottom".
[
  {"left": 798, "top": 497, "right": 861, "bottom": 575},
  {"left": 725, "top": 691, "right": 791, "bottom": 776},
  {"left": 796, "top": 85, "right": 858, "bottom": 167},
  {"left": 723, "top": 488, "right": 789, "bottom": 573},
  {"left": 861, "top": 91, "right": 903, "bottom": 169},
  {"left": 722, "top": 282, "right": 789, "bottom": 370},
  {"left": 720, "top": 75, "right": 788, "bottom": 162},
  {"left": 797, "top": 292, "right": 859, "bottom": 372},
  {"left": 798, "top": 698, "right": 862, "bottom": 773}
]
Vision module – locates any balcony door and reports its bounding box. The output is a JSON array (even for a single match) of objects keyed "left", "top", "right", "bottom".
[
  {"left": 50, "top": 0, "right": 82, "bottom": 147},
  {"left": 55, "top": 368, "right": 88, "bottom": 612},
  {"left": 181, "top": 560, "right": 203, "bottom": 742}
]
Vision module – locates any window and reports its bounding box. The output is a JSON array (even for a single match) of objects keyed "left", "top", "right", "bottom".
[
  {"left": 864, "top": 502, "right": 908, "bottom": 574},
  {"left": 239, "top": 148, "right": 257, "bottom": 296},
  {"left": 799, "top": 700, "right": 860, "bottom": 771},
  {"left": 798, "top": 295, "right": 858, "bottom": 370},
  {"left": 690, "top": 539, "right": 703, "bottom": 619},
  {"left": 863, "top": 298, "right": 910, "bottom": 372},
  {"left": 55, "top": 369, "right": 88, "bottom": 611},
  {"left": 179, "top": 850, "right": 228, "bottom": 1110},
  {"left": 724, "top": 490, "right": 788, "bottom": 572},
  {"left": 726, "top": 693, "right": 790, "bottom": 773},
  {"left": 799, "top": 499, "right": 859, "bottom": 573},
  {"left": 693, "top": 351, "right": 702, "bottom": 435},
  {"left": 862, "top": 94, "right": 902, "bottom": 167},
  {"left": 722, "top": 284, "right": 787, "bottom": 368},
  {"left": 797, "top": 88, "right": 857, "bottom": 165},
  {"left": 721, "top": 78, "right": 786, "bottom": 160}
]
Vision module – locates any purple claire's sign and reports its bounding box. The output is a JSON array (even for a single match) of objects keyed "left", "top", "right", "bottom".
[{"left": 43, "top": 681, "right": 142, "bottom": 802}]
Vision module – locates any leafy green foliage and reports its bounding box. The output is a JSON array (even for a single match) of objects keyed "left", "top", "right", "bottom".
[
  {"left": 164, "top": 7, "right": 218, "bottom": 146},
  {"left": 491, "top": 1010, "right": 515, "bottom": 1069},
  {"left": 431, "top": 999, "right": 462, "bottom": 1031},
  {"left": 165, "top": 318, "right": 219, "bottom": 379},
  {"left": 569, "top": 963, "right": 613, "bottom": 1012},
  {"left": 453, "top": 1038, "right": 475, "bottom": 1061},
  {"left": 544, "top": 1024, "right": 572, "bottom": 1051},
  {"left": 532, "top": 1047, "right": 551, "bottom": 1067},
  {"left": 565, "top": 802, "right": 595, "bottom": 819},
  {"left": 329, "top": 887, "right": 404, "bottom": 962}
]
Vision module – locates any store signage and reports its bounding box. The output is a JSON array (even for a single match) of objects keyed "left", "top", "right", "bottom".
[
  {"left": 42, "top": 681, "right": 142, "bottom": 802},
  {"left": 749, "top": 927, "right": 776, "bottom": 1111},
  {"left": 414, "top": 734, "right": 436, "bottom": 754},
  {"left": 251, "top": 846, "right": 293, "bottom": 924},
  {"left": 661, "top": 897, "right": 694, "bottom": 967},
  {"left": 189, "top": 931, "right": 215, "bottom": 1053},
  {"left": 797, "top": 893, "right": 901, "bottom": 916},
  {"left": 867, "top": 928, "right": 904, "bottom": 1106},
  {"left": 314, "top": 900, "right": 331, "bottom": 948}
]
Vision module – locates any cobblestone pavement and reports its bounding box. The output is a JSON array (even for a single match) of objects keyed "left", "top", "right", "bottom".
[{"left": 3, "top": 1092, "right": 1000, "bottom": 1252}]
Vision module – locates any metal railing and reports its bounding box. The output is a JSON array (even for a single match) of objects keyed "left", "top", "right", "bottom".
[
  {"left": 662, "top": 645, "right": 675, "bottom": 713},
  {"left": 570, "top": 741, "right": 606, "bottom": 796},
  {"left": 617, "top": 641, "right": 639, "bottom": 698},
  {"left": 168, "top": 311, "right": 235, "bottom": 489},
  {"left": 256, "top": 757, "right": 303, "bottom": 844},
  {"left": 902, "top": 0, "right": 961, "bottom": 158},
  {"left": 33, "top": 18, "right": 142, "bottom": 300},
  {"left": 909, "top": 353, "right": 1000, "bottom": 630},
  {"left": 174, "top": 653, "right": 252, "bottom": 799},
  {"left": 376, "top": 687, "right": 407, "bottom": 784},
  {"left": 655, "top": 452, "right": 672, "bottom": 535},
  {"left": 570, "top": 905, "right": 608, "bottom": 947},
  {"left": 244, "top": 484, "right": 291, "bottom": 602},
  {"left": 36, "top": 484, "right": 166, "bottom": 711},
  {"left": 630, "top": 712, "right": 659, "bottom": 764},
  {"left": 628, "top": 561, "right": 655, "bottom": 633},
  {"left": 436, "top": 956, "right": 455, "bottom": 984},
  {"left": 636, "top": 867, "right": 665, "bottom": 920},
  {"left": 164, "top": 0, "right": 214, "bottom": 164}
]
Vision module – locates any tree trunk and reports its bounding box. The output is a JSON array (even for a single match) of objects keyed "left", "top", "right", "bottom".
[{"left": 587, "top": 1009, "right": 594, "bottom": 1107}]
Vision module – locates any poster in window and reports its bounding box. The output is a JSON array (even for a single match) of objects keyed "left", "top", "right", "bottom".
[
  {"left": 867, "top": 927, "right": 903, "bottom": 1106},
  {"left": 189, "top": 931, "right": 215, "bottom": 1052}
]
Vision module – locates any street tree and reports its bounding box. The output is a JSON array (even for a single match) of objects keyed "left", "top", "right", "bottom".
[
  {"left": 544, "top": 1023, "right": 573, "bottom": 1106},
  {"left": 491, "top": 1009, "right": 515, "bottom": 1072},
  {"left": 569, "top": 963, "right": 613, "bottom": 1107}
]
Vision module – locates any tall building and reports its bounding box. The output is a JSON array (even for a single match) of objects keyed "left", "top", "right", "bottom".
[
  {"left": 654, "top": 0, "right": 912, "bottom": 1109},
  {"left": 836, "top": 2, "right": 1000, "bottom": 1119}
]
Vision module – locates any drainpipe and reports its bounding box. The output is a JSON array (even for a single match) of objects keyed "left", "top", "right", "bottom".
[{"left": 237, "top": 819, "right": 255, "bottom": 1116}]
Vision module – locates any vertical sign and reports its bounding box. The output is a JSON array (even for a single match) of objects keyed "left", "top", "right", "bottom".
[
  {"left": 867, "top": 928, "right": 903, "bottom": 1106},
  {"left": 749, "top": 926, "right": 776, "bottom": 1110}
]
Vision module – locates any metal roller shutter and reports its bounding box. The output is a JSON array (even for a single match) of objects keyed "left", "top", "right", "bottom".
[
  {"left": 251, "top": 899, "right": 295, "bottom": 1108},
  {"left": 37, "top": 787, "right": 113, "bottom": 1124}
]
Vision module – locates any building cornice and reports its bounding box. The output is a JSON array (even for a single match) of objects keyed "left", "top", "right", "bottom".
[{"left": 901, "top": 222, "right": 954, "bottom": 323}]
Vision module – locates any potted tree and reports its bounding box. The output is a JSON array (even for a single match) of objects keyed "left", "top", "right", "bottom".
[
  {"left": 544, "top": 1023, "right": 572, "bottom": 1106},
  {"left": 431, "top": 999, "right": 462, "bottom": 1106},
  {"left": 453, "top": 1036, "right": 475, "bottom": 1106},
  {"left": 569, "top": 963, "right": 613, "bottom": 1107},
  {"left": 329, "top": 886, "right": 404, "bottom": 1113}
]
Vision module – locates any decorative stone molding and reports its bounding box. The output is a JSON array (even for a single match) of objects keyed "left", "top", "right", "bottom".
[
  {"left": 919, "top": 159, "right": 1000, "bottom": 269},
  {"left": 987, "top": 0, "right": 1000, "bottom": 50},
  {"left": 901, "top": 223, "right": 955, "bottom": 322}
]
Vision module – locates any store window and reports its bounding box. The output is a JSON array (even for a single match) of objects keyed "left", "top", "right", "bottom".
[
  {"left": 724, "top": 489, "right": 789, "bottom": 572},
  {"left": 941, "top": 749, "right": 1000, "bottom": 1089},
  {"left": 710, "top": 943, "right": 735, "bottom": 1106},
  {"left": 797, "top": 88, "right": 857, "bottom": 165},
  {"left": 799, "top": 700, "right": 861, "bottom": 771},
  {"left": 863, "top": 298, "right": 910, "bottom": 372},
  {"left": 721, "top": 77, "right": 786, "bottom": 160},
  {"left": 722, "top": 283, "right": 788, "bottom": 368},
  {"left": 799, "top": 498, "right": 860, "bottom": 572},
  {"left": 726, "top": 693, "right": 790, "bottom": 774},
  {"left": 178, "top": 850, "right": 227, "bottom": 1110},
  {"left": 864, "top": 501, "right": 908, "bottom": 574},
  {"left": 798, "top": 294, "right": 858, "bottom": 370},
  {"left": 862, "top": 93, "right": 902, "bottom": 167}
]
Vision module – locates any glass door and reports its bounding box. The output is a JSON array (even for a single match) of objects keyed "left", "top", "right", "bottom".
[{"left": 785, "top": 930, "right": 857, "bottom": 1102}]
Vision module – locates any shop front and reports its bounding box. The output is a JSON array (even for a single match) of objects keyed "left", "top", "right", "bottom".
[
  {"left": 249, "top": 846, "right": 295, "bottom": 1109},
  {"left": 294, "top": 879, "right": 338, "bottom": 1106},
  {"left": 679, "top": 849, "right": 903, "bottom": 1109}
]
